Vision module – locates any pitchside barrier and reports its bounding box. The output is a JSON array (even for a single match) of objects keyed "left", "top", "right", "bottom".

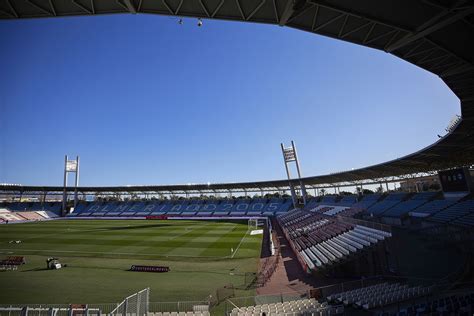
[
  {"left": 109, "top": 287, "right": 149, "bottom": 315},
  {"left": 0, "top": 302, "right": 212, "bottom": 316},
  {"left": 0, "top": 304, "right": 116, "bottom": 315},
  {"left": 0, "top": 286, "right": 211, "bottom": 316}
]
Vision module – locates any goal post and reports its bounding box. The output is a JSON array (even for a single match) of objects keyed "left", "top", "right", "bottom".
[{"left": 248, "top": 218, "right": 266, "bottom": 231}]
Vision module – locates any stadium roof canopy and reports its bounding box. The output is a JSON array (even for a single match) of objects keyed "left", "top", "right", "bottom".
[{"left": 1, "top": 0, "right": 473, "bottom": 194}]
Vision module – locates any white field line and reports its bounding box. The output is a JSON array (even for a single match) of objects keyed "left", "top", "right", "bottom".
[
  {"left": 0, "top": 248, "right": 226, "bottom": 259},
  {"left": 166, "top": 221, "right": 214, "bottom": 241},
  {"left": 230, "top": 229, "right": 249, "bottom": 259}
]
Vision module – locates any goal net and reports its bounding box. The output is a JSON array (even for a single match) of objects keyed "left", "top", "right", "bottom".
[{"left": 248, "top": 218, "right": 265, "bottom": 230}]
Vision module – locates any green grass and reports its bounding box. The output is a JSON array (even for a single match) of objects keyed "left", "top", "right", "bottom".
[{"left": 0, "top": 220, "right": 262, "bottom": 304}]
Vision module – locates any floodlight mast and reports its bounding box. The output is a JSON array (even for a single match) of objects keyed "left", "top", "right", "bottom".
[
  {"left": 291, "top": 141, "right": 307, "bottom": 204},
  {"left": 281, "top": 141, "right": 307, "bottom": 208},
  {"left": 62, "top": 155, "right": 80, "bottom": 216}
]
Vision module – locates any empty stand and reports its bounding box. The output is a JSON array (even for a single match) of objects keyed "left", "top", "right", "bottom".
[
  {"left": 278, "top": 209, "right": 391, "bottom": 272},
  {"left": 338, "top": 195, "right": 358, "bottom": 206},
  {"left": 327, "top": 282, "right": 433, "bottom": 310},
  {"left": 229, "top": 298, "right": 334, "bottom": 316},
  {"left": 409, "top": 197, "right": 460, "bottom": 217},
  {"left": 366, "top": 193, "right": 408, "bottom": 216},
  {"left": 382, "top": 192, "right": 438, "bottom": 218},
  {"left": 63, "top": 198, "right": 293, "bottom": 218},
  {"left": 429, "top": 197, "right": 474, "bottom": 225},
  {"left": 391, "top": 292, "right": 473, "bottom": 315}
]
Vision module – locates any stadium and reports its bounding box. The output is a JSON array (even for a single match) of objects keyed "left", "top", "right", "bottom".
[{"left": 1, "top": 0, "right": 474, "bottom": 315}]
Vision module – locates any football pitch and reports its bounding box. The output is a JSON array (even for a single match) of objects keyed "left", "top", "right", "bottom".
[{"left": 0, "top": 219, "right": 263, "bottom": 304}]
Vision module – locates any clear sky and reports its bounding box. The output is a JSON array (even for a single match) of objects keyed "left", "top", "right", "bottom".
[{"left": 0, "top": 14, "right": 460, "bottom": 187}]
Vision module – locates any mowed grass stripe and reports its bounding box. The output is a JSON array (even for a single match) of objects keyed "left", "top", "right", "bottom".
[
  {"left": 0, "top": 221, "right": 245, "bottom": 237},
  {"left": 199, "top": 224, "right": 245, "bottom": 257},
  {"left": 0, "top": 248, "right": 227, "bottom": 259},
  {"left": 0, "top": 227, "right": 247, "bottom": 240},
  {"left": 113, "top": 220, "right": 214, "bottom": 255},
  {"left": 3, "top": 232, "right": 251, "bottom": 250},
  {"left": 157, "top": 222, "right": 237, "bottom": 256},
  {"left": 165, "top": 222, "right": 241, "bottom": 257},
  {"left": 0, "top": 220, "right": 254, "bottom": 259},
  {"left": 0, "top": 220, "right": 264, "bottom": 305}
]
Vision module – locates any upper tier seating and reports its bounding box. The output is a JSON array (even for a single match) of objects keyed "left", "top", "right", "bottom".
[
  {"left": 409, "top": 197, "right": 460, "bottom": 216},
  {"left": 304, "top": 198, "right": 319, "bottom": 210},
  {"left": 321, "top": 195, "right": 338, "bottom": 204},
  {"left": 351, "top": 194, "right": 381, "bottom": 210},
  {"left": 337, "top": 195, "right": 358, "bottom": 206},
  {"left": 307, "top": 195, "right": 358, "bottom": 209},
  {"left": 429, "top": 198, "right": 474, "bottom": 224},
  {"left": 278, "top": 210, "right": 391, "bottom": 271},
  {"left": 332, "top": 208, "right": 364, "bottom": 218},
  {"left": 382, "top": 192, "right": 438, "bottom": 218},
  {"left": 366, "top": 193, "right": 408, "bottom": 216}
]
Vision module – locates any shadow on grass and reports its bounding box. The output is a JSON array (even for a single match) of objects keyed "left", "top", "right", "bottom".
[{"left": 21, "top": 267, "right": 50, "bottom": 272}]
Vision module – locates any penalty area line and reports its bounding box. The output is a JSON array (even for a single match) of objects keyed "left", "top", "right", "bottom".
[{"left": 230, "top": 229, "right": 249, "bottom": 259}]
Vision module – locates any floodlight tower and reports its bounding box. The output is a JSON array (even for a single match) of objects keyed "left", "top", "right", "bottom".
[
  {"left": 281, "top": 141, "right": 307, "bottom": 208},
  {"left": 62, "top": 155, "right": 80, "bottom": 215}
]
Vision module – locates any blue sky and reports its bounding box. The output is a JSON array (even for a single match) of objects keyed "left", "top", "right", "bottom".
[{"left": 0, "top": 14, "right": 459, "bottom": 186}]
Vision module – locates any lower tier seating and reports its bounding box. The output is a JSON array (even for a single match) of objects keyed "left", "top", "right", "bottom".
[
  {"left": 65, "top": 198, "right": 294, "bottom": 217},
  {"left": 230, "top": 298, "right": 336, "bottom": 316},
  {"left": 0, "top": 209, "right": 59, "bottom": 223},
  {"left": 327, "top": 282, "right": 433, "bottom": 310},
  {"left": 278, "top": 210, "right": 391, "bottom": 271},
  {"left": 387, "top": 292, "right": 473, "bottom": 316}
]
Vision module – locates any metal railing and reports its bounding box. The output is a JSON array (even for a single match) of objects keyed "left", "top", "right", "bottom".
[
  {"left": 0, "top": 304, "right": 117, "bottom": 316},
  {"left": 109, "top": 288, "right": 149, "bottom": 316},
  {"left": 0, "top": 297, "right": 210, "bottom": 316},
  {"left": 148, "top": 301, "right": 210, "bottom": 313}
]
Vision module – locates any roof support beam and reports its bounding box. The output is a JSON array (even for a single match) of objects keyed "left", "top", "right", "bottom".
[
  {"left": 49, "top": 0, "right": 57, "bottom": 16},
  {"left": 246, "top": 0, "right": 265, "bottom": 21},
  {"left": 210, "top": 0, "right": 224, "bottom": 18},
  {"left": 308, "top": 0, "right": 412, "bottom": 32},
  {"left": 5, "top": 0, "right": 18, "bottom": 18},
  {"left": 72, "top": 0, "right": 93, "bottom": 14},
  {"left": 122, "top": 0, "right": 137, "bottom": 14},
  {"left": 26, "top": 0, "right": 54, "bottom": 16},
  {"left": 386, "top": 5, "right": 474, "bottom": 52},
  {"left": 279, "top": 0, "right": 306, "bottom": 26},
  {"left": 0, "top": 8, "right": 14, "bottom": 18}
]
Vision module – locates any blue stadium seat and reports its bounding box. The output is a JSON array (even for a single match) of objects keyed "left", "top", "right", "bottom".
[{"left": 366, "top": 193, "right": 408, "bottom": 216}]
